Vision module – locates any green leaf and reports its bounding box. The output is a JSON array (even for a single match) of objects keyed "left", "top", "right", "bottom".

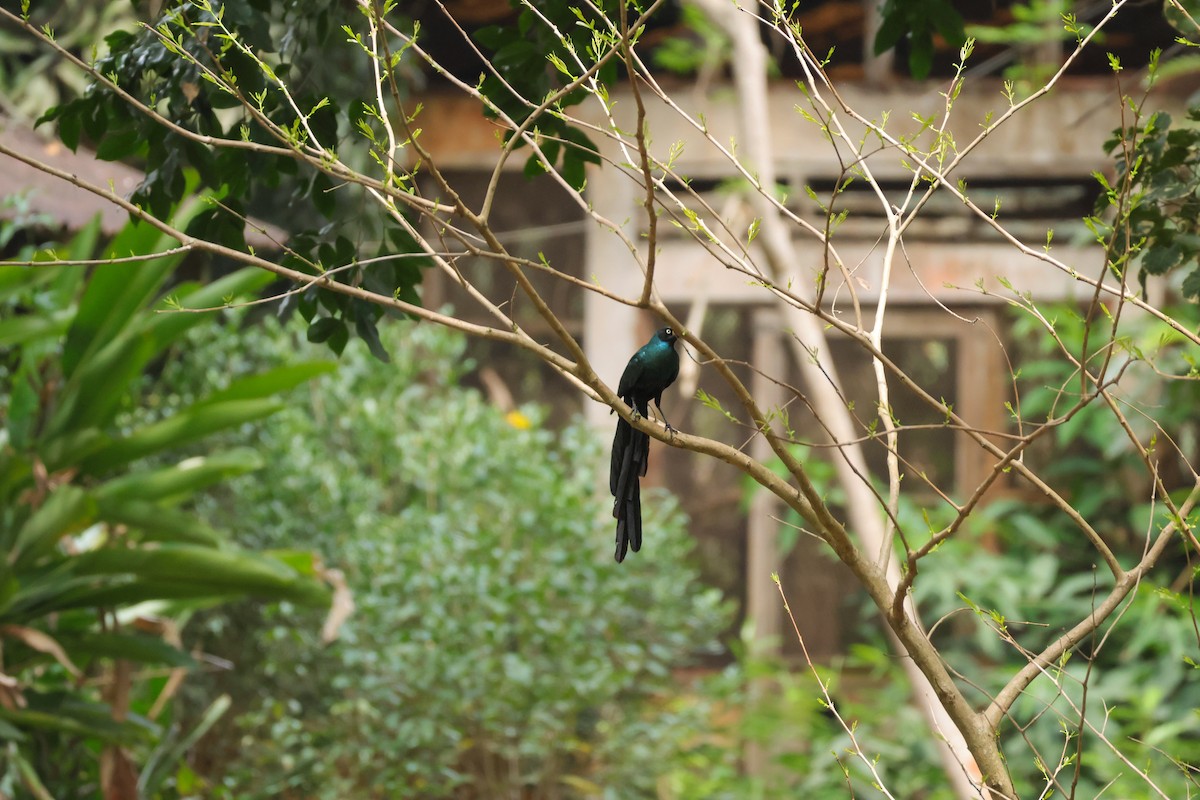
[
  {"left": 0, "top": 308, "right": 73, "bottom": 349},
  {"left": 92, "top": 499, "right": 225, "bottom": 546},
  {"left": 908, "top": 30, "right": 935, "bottom": 80},
  {"left": 13, "top": 487, "right": 95, "bottom": 568},
  {"left": 1142, "top": 244, "right": 1183, "bottom": 275},
  {"left": 80, "top": 399, "right": 285, "bottom": 474},
  {"left": 1166, "top": 0, "right": 1200, "bottom": 37},
  {"left": 40, "top": 428, "right": 110, "bottom": 475},
  {"left": 50, "top": 270, "right": 273, "bottom": 441},
  {"left": 0, "top": 264, "right": 55, "bottom": 303},
  {"left": 57, "top": 107, "right": 82, "bottom": 152},
  {"left": 306, "top": 316, "right": 342, "bottom": 344},
  {"left": 354, "top": 305, "right": 391, "bottom": 363},
  {"left": 5, "top": 365, "right": 39, "bottom": 451},
  {"left": 874, "top": 8, "right": 906, "bottom": 55},
  {"left": 1182, "top": 266, "right": 1200, "bottom": 299},
  {"left": 72, "top": 545, "right": 330, "bottom": 607},
  {"left": 82, "top": 101, "right": 108, "bottom": 142},
  {"left": 493, "top": 40, "right": 541, "bottom": 76},
  {"left": 57, "top": 632, "right": 195, "bottom": 668},
  {"left": 92, "top": 449, "right": 264, "bottom": 505},
  {"left": 265, "top": 549, "right": 322, "bottom": 576},
  {"left": 64, "top": 215, "right": 104, "bottom": 266},
  {"left": 94, "top": 128, "right": 144, "bottom": 161},
  {"left": 929, "top": 0, "right": 966, "bottom": 47},
  {"left": 61, "top": 221, "right": 182, "bottom": 377},
  {"left": 44, "top": 329, "right": 159, "bottom": 439},
  {"left": 561, "top": 125, "right": 601, "bottom": 165},
  {"left": 0, "top": 716, "right": 26, "bottom": 741},
  {"left": 0, "top": 697, "right": 156, "bottom": 744}
]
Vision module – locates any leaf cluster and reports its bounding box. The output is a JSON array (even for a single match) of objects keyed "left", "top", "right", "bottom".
[
  {"left": 35, "top": 0, "right": 425, "bottom": 360},
  {"left": 1100, "top": 105, "right": 1200, "bottom": 300},
  {"left": 473, "top": 1, "right": 611, "bottom": 189},
  {"left": 874, "top": 0, "right": 966, "bottom": 80}
]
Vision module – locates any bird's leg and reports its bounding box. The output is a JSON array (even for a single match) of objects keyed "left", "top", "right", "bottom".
[
  {"left": 613, "top": 397, "right": 643, "bottom": 421},
  {"left": 654, "top": 400, "right": 676, "bottom": 435}
]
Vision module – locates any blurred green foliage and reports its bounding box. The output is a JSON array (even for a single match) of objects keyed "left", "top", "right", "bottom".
[
  {"left": 874, "top": 0, "right": 966, "bottom": 79},
  {"left": 907, "top": 302, "right": 1200, "bottom": 798},
  {"left": 156, "top": 316, "right": 729, "bottom": 797},
  {"left": 658, "top": 634, "right": 957, "bottom": 800},
  {"left": 732, "top": 300, "right": 1200, "bottom": 798}
]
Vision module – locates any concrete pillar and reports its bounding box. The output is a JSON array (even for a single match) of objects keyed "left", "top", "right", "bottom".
[
  {"left": 583, "top": 165, "right": 643, "bottom": 426},
  {"left": 747, "top": 306, "right": 785, "bottom": 650}
]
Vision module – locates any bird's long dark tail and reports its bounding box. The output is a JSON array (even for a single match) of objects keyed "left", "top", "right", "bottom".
[{"left": 610, "top": 403, "right": 650, "bottom": 562}]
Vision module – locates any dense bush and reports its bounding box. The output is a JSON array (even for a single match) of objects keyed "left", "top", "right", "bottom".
[{"left": 161, "top": 317, "right": 729, "bottom": 798}]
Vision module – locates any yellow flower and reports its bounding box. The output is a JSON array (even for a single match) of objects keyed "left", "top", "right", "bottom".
[{"left": 505, "top": 410, "right": 532, "bottom": 430}]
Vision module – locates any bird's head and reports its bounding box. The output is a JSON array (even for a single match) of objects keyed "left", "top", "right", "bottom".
[{"left": 656, "top": 326, "right": 678, "bottom": 345}]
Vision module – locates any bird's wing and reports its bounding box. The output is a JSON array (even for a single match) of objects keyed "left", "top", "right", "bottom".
[{"left": 617, "top": 350, "right": 646, "bottom": 399}]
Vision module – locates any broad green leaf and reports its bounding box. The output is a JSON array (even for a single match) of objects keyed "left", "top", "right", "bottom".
[
  {"left": 56, "top": 631, "right": 195, "bottom": 668},
  {"left": 354, "top": 308, "right": 391, "bottom": 363},
  {"left": 13, "top": 486, "right": 95, "bottom": 568},
  {"left": 1166, "top": 0, "right": 1200, "bottom": 36},
  {"left": 0, "top": 697, "right": 157, "bottom": 744},
  {"left": 265, "top": 549, "right": 322, "bottom": 576},
  {"left": 0, "top": 308, "right": 73, "bottom": 349},
  {"left": 46, "top": 581, "right": 246, "bottom": 610},
  {"left": 50, "top": 271, "right": 274, "bottom": 440},
  {"left": 61, "top": 221, "right": 182, "bottom": 378},
  {"left": 0, "top": 450, "right": 33, "bottom": 508},
  {"left": 1142, "top": 244, "right": 1183, "bottom": 275},
  {"left": 92, "top": 449, "right": 264, "bottom": 505},
  {"left": 0, "top": 716, "right": 26, "bottom": 741},
  {"left": 874, "top": 7, "right": 907, "bottom": 55},
  {"left": 929, "top": 0, "right": 966, "bottom": 47},
  {"left": 908, "top": 30, "right": 934, "bottom": 81},
  {"left": 5, "top": 364, "right": 39, "bottom": 451},
  {"left": 72, "top": 545, "right": 330, "bottom": 606},
  {"left": 306, "top": 316, "right": 343, "bottom": 344},
  {"left": 43, "top": 329, "right": 158, "bottom": 439},
  {"left": 0, "top": 264, "right": 55, "bottom": 304},
  {"left": 92, "top": 499, "right": 225, "bottom": 546},
  {"left": 94, "top": 127, "right": 144, "bottom": 161},
  {"left": 40, "top": 428, "right": 110, "bottom": 475},
  {"left": 55, "top": 105, "right": 82, "bottom": 152},
  {"left": 65, "top": 216, "right": 104, "bottom": 263},
  {"left": 1182, "top": 266, "right": 1200, "bottom": 299},
  {"left": 80, "top": 399, "right": 285, "bottom": 474},
  {"left": 4, "top": 572, "right": 160, "bottom": 619}
]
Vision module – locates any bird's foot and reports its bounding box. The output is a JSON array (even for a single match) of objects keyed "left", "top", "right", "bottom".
[{"left": 663, "top": 421, "right": 677, "bottom": 437}]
